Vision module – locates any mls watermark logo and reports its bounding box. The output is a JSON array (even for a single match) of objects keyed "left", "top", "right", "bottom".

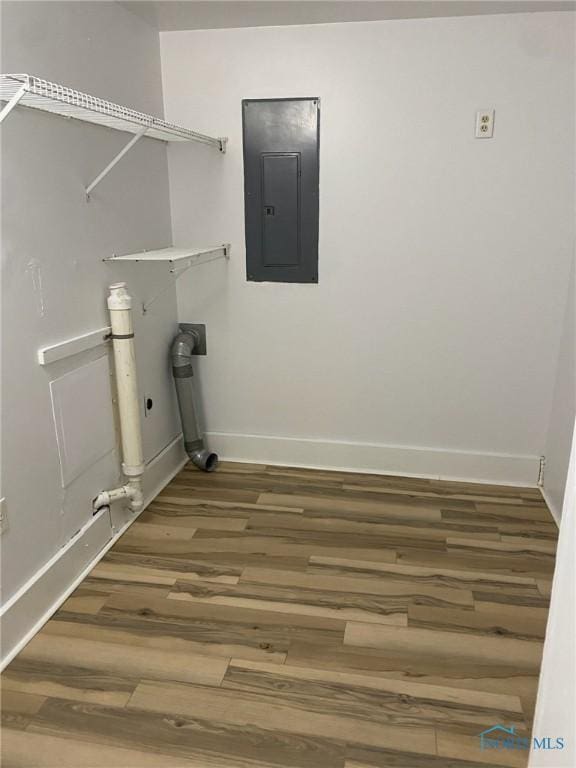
[{"left": 479, "top": 725, "right": 565, "bottom": 752}]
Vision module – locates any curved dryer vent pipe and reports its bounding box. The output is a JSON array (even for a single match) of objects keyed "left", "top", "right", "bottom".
[
  {"left": 171, "top": 329, "right": 218, "bottom": 472},
  {"left": 93, "top": 283, "right": 144, "bottom": 514}
]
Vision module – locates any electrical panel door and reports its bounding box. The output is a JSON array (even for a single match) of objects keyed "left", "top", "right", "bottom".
[{"left": 243, "top": 98, "right": 319, "bottom": 283}]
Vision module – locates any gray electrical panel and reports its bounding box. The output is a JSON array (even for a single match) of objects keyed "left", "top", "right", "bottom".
[{"left": 242, "top": 98, "right": 319, "bottom": 283}]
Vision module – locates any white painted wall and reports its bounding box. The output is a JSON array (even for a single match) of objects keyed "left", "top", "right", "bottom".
[
  {"left": 160, "top": 12, "right": 575, "bottom": 482},
  {"left": 542, "top": 256, "right": 575, "bottom": 521},
  {"left": 530, "top": 418, "right": 575, "bottom": 767},
  {"left": 1, "top": 5, "right": 573, "bottom": 669},
  {"left": 1, "top": 2, "right": 182, "bottom": 621}
]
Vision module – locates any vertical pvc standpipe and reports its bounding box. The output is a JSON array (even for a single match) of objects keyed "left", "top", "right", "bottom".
[{"left": 93, "top": 283, "right": 144, "bottom": 513}]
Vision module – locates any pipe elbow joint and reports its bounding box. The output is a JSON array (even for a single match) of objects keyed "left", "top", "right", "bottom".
[
  {"left": 127, "top": 479, "right": 144, "bottom": 513},
  {"left": 171, "top": 331, "right": 198, "bottom": 364},
  {"left": 93, "top": 479, "right": 143, "bottom": 514},
  {"left": 189, "top": 447, "right": 219, "bottom": 473},
  {"left": 92, "top": 490, "right": 111, "bottom": 513}
]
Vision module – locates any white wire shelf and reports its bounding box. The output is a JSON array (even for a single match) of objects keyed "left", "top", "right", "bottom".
[
  {"left": 104, "top": 245, "right": 231, "bottom": 313},
  {"left": 0, "top": 74, "right": 227, "bottom": 197},
  {"left": 0, "top": 74, "right": 226, "bottom": 149},
  {"left": 105, "top": 245, "right": 230, "bottom": 265}
]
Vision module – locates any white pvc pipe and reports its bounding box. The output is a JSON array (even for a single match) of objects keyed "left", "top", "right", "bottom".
[{"left": 94, "top": 282, "right": 144, "bottom": 513}]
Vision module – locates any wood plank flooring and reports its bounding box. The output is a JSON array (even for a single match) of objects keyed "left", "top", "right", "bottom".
[{"left": 1, "top": 462, "right": 558, "bottom": 768}]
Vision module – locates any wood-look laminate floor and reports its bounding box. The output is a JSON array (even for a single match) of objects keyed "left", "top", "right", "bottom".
[{"left": 1, "top": 462, "right": 558, "bottom": 768}]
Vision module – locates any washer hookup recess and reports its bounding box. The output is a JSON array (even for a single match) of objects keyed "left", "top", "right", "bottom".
[{"left": 178, "top": 323, "right": 207, "bottom": 355}]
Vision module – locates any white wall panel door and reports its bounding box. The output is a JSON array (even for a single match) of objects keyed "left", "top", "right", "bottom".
[{"left": 49, "top": 355, "right": 117, "bottom": 488}]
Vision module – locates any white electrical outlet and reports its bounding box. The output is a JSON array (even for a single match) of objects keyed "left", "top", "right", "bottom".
[
  {"left": 475, "top": 109, "right": 495, "bottom": 138},
  {"left": 0, "top": 497, "right": 7, "bottom": 535}
]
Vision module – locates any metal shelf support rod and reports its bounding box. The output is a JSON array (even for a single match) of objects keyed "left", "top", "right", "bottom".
[
  {"left": 141, "top": 247, "right": 230, "bottom": 314},
  {"left": 86, "top": 125, "right": 148, "bottom": 199},
  {"left": 0, "top": 83, "right": 27, "bottom": 124}
]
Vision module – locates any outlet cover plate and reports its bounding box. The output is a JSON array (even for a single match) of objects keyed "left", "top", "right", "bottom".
[
  {"left": 179, "top": 323, "right": 207, "bottom": 355},
  {"left": 475, "top": 109, "right": 495, "bottom": 138}
]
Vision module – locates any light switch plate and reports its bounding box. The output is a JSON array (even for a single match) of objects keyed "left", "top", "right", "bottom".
[{"left": 475, "top": 109, "right": 495, "bottom": 138}]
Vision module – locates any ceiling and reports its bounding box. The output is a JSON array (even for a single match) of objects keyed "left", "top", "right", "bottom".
[{"left": 120, "top": 0, "right": 576, "bottom": 31}]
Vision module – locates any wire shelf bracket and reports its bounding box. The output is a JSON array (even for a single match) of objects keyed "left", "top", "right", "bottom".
[
  {"left": 0, "top": 74, "right": 228, "bottom": 198},
  {"left": 86, "top": 125, "right": 149, "bottom": 199},
  {"left": 104, "top": 245, "right": 231, "bottom": 313},
  {"left": 0, "top": 82, "right": 27, "bottom": 123}
]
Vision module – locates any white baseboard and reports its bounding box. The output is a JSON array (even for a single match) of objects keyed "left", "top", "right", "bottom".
[
  {"left": 206, "top": 431, "right": 541, "bottom": 487},
  {"left": 143, "top": 434, "right": 187, "bottom": 508},
  {"left": 0, "top": 435, "right": 187, "bottom": 671},
  {"left": 0, "top": 511, "right": 111, "bottom": 670}
]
